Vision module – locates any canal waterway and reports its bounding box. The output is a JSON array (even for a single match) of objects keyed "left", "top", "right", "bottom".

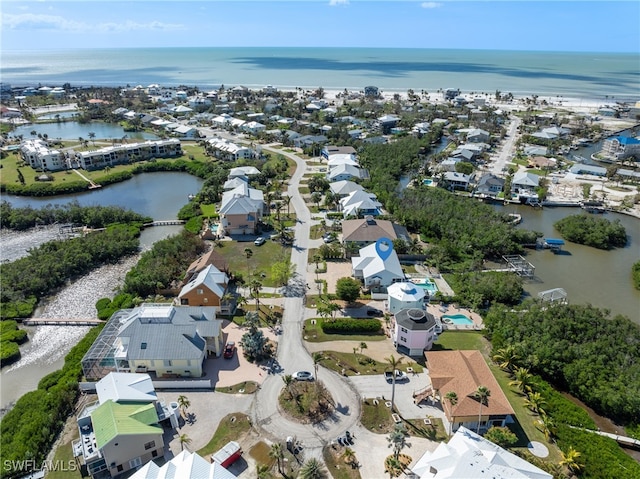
[
  {"left": 0, "top": 172, "right": 202, "bottom": 412},
  {"left": 8, "top": 121, "right": 158, "bottom": 141},
  {"left": 493, "top": 204, "right": 640, "bottom": 323}
]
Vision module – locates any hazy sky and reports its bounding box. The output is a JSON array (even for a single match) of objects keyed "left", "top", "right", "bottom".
[{"left": 2, "top": 1, "right": 639, "bottom": 52}]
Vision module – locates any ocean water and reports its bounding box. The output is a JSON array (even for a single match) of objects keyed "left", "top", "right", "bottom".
[{"left": 2, "top": 47, "right": 639, "bottom": 101}]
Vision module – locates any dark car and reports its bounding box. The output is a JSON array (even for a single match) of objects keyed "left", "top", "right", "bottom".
[
  {"left": 223, "top": 341, "right": 236, "bottom": 359},
  {"left": 366, "top": 308, "right": 383, "bottom": 317}
]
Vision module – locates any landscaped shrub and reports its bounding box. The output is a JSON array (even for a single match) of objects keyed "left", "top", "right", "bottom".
[
  {"left": 0, "top": 341, "right": 20, "bottom": 367},
  {"left": 321, "top": 318, "right": 381, "bottom": 334}
]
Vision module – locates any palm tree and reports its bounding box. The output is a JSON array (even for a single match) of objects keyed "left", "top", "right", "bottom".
[
  {"left": 269, "top": 442, "right": 284, "bottom": 475},
  {"left": 313, "top": 253, "right": 323, "bottom": 281},
  {"left": 359, "top": 342, "right": 368, "bottom": 355},
  {"left": 282, "top": 374, "right": 294, "bottom": 399},
  {"left": 244, "top": 247, "right": 253, "bottom": 276},
  {"left": 444, "top": 391, "right": 458, "bottom": 435},
  {"left": 88, "top": 131, "right": 96, "bottom": 145},
  {"left": 385, "top": 354, "right": 404, "bottom": 412},
  {"left": 492, "top": 345, "right": 520, "bottom": 373},
  {"left": 536, "top": 413, "right": 557, "bottom": 442},
  {"left": 221, "top": 292, "right": 235, "bottom": 315},
  {"left": 256, "top": 464, "right": 270, "bottom": 479},
  {"left": 298, "top": 458, "right": 327, "bottom": 479},
  {"left": 249, "top": 279, "right": 262, "bottom": 310},
  {"left": 387, "top": 424, "right": 411, "bottom": 460},
  {"left": 283, "top": 194, "right": 293, "bottom": 217},
  {"left": 509, "top": 367, "right": 534, "bottom": 394},
  {"left": 524, "top": 391, "right": 546, "bottom": 416},
  {"left": 342, "top": 447, "right": 357, "bottom": 468},
  {"left": 178, "top": 433, "right": 192, "bottom": 451},
  {"left": 177, "top": 395, "right": 190, "bottom": 418},
  {"left": 559, "top": 446, "right": 583, "bottom": 475},
  {"left": 474, "top": 386, "right": 491, "bottom": 433}
]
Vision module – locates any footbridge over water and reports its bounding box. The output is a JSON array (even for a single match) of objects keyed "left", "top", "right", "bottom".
[{"left": 143, "top": 220, "right": 186, "bottom": 227}]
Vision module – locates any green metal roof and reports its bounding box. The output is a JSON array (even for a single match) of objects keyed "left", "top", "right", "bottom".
[{"left": 92, "top": 400, "right": 162, "bottom": 448}]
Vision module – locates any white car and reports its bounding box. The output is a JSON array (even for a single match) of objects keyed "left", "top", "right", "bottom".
[
  {"left": 293, "top": 371, "right": 314, "bottom": 381},
  {"left": 254, "top": 237, "right": 266, "bottom": 246}
]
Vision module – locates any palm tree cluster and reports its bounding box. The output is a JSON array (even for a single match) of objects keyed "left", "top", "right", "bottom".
[{"left": 281, "top": 374, "right": 335, "bottom": 423}]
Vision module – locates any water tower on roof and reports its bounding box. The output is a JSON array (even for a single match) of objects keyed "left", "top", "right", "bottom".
[{"left": 387, "top": 281, "right": 426, "bottom": 315}]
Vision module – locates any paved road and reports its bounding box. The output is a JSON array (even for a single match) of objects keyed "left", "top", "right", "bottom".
[
  {"left": 250, "top": 146, "right": 362, "bottom": 458},
  {"left": 490, "top": 115, "right": 521, "bottom": 175}
]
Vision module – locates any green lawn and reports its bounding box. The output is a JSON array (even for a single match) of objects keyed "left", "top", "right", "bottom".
[
  {"left": 303, "top": 318, "right": 386, "bottom": 343},
  {"left": 361, "top": 398, "right": 395, "bottom": 433},
  {"left": 213, "top": 240, "right": 290, "bottom": 287},
  {"left": 403, "top": 417, "right": 448, "bottom": 442},
  {"left": 200, "top": 203, "right": 216, "bottom": 217},
  {"left": 1, "top": 154, "right": 88, "bottom": 187},
  {"left": 431, "top": 331, "right": 488, "bottom": 352},
  {"left": 196, "top": 413, "right": 251, "bottom": 457},
  {"left": 315, "top": 350, "right": 423, "bottom": 376},
  {"left": 214, "top": 381, "right": 259, "bottom": 394},
  {"left": 45, "top": 428, "right": 82, "bottom": 479}
]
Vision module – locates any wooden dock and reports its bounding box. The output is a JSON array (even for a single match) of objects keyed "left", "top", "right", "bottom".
[
  {"left": 143, "top": 220, "right": 186, "bottom": 227},
  {"left": 570, "top": 426, "right": 640, "bottom": 450},
  {"left": 21, "top": 317, "right": 102, "bottom": 326}
]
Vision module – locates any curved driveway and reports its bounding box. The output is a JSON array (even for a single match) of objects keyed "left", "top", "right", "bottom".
[{"left": 250, "top": 147, "right": 362, "bottom": 454}]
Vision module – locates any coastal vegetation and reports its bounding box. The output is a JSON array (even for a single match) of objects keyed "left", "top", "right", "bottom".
[
  {"left": 122, "top": 230, "right": 206, "bottom": 298},
  {"left": 393, "top": 187, "right": 539, "bottom": 271},
  {"left": 0, "top": 324, "right": 104, "bottom": 479},
  {"left": 0, "top": 225, "right": 140, "bottom": 320},
  {"left": 554, "top": 214, "right": 627, "bottom": 249},
  {"left": 484, "top": 302, "right": 640, "bottom": 424},
  {"left": 0, "top": 200, "right": 150, "bottom": 230},
  {"left": 633, "top": 260, "right": 640, "bottom": 289},
  {"left": 444, "top": 271, "right": 523, "bottom": 308},
  {"left": 0, "top": 320, "right": 28, "bottom": 366}
]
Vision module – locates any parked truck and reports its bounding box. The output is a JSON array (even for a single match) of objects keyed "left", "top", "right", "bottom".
[{"left": 384, "top": 370, "right": 408, "bottom": 383}]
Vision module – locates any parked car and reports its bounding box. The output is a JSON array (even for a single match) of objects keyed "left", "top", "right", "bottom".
[
  {"left": 384, "top": 370, "right": 408, "bottom": 383},
  {"left": 223, "top": 341, "right": 236, "bottom": 359},
  {"left": 254, "top": 237, "right": 266, "bottom": 246},
  {"left": 366, "top": 308, "right": 383, "bottom": 317},
  {"left": 323, "top": 234, "right": 335, "bottom": 243},
  {"left": 293, "top": 371, "right": 314, "bottom": 381}
]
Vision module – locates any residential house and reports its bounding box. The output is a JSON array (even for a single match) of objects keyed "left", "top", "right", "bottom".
[
  {"left": 219, "top": 182, "right": 265, "bottom": 235},
  {"left": 342, "top": 217, "right": 410, "bottom": 249},
  {"left": 130, "top": 451, "right": 236, "bottom": 479},
  {"left": 172, "top": 124, "right": 198, "bottom": 138},
  {"left": 72, "top": 373, "right": 177, "bottom": 478},
  {"left": 185, "top": 249, "right": 229, "bottom": 278},
  {"left": 293, "top": 134, "right": 328, "bottom": 149},
  {"left": 72, "top": 139, "right": 182, "bottom": 170},
  {"left": 81, "top": 304, "right": 223, "bottom": 380},
  {"left": 242, "top": 121, "right": 266, "bottom": 135},
  {"left": 178, "top": 264, "right": 229, "bottom": 308},
  {"left": 528, "top": 156, "right": 557, "bottom": 169},
  {"left": 473, "top": 173, "right": 504, "bottom": 198},
  {"left": 327, "top": 153, "right": 358, "bottom": 167},
  {"left": 569, "top": 163, "right": 607, "bottom": 176},
  {"left": 351, "top": 242, "right": 405, "bottom": 296},
  {"left": 523, "top": 145, "right": 548, "bottom": 156},
  {"left": 339, "top": 190, "right": 382, "bottom": 217},
  {"left": 441, "top": 172, "right": 471, "bottom": 191},
  {"left": 327, "top": 163, "right": 363, "bottom": 182},
  {"left": 376, "top": 114, "right": 400, "bottom": 133},
  {"left": 601, "top": 136, "right": 640, "bottom": 160},
  {"left": 229, "top": 166, "right": 261, "bottom": 178},
  {"left": 438, "top": 158, "right": 460, "bottom": 172},
  {"left": 223, "top": 177, "right": 249, "bottom": 190},
  {"left": 410, "top": 426, "right": 551, "bottom": 479},
  {"left": 329, "top": 180, "right": 365, "bottom": 198},
  {"left": 387, "top": 282, "right": 426, "bottom": 315},
  {"left": 466, "top": 128, "right": 490, "bottom": 143},
  {"left": 393, "top": 308, "right": 437, "bottom": 356},
  {"left": 425, "top": 350, "right": 514, "bottom": 433},
  {"left": 511, "top": 171, "right": 540, "bottom": 196},
  {"left": 206, "top": 138, "right": 254, "bottom": 161}
]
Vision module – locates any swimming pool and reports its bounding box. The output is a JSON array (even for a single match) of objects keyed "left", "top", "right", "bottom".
[
  {"left": 412, "top": 278, "right": 438, "bottom": 296},
  {"left": 442, "top": 314, "right": 473, "bottom": 325},
  {"left": 423, "top": 178, "right": 435, "bottom": 186}
]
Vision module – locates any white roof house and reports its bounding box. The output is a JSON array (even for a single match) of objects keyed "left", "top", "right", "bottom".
[
  {"left": 328, "top": 163, "right": 363, "bottom": 182},
  {"left": 512, "top": 171, "right": 540, "bottom": 190},
  {"left": 351, "top": 242, "right": 404, "bottom": 292},
  {"left": 130, "top": 450, "right": 236, "bottom": 479},
  {"left": 340, "top": 190, "right": 382, "bottom": 217},
  {"left": 229, "top": 166, "right": 261, "bottom": 178},
  {"left": 329, "top": 180, "right": 365, "bottom": 197},
  {"left": 223, "top": 177, "right": 248, "bottom": 190},
  {"left": 96, "top": 373, "right": 157, "bottom": 404},
  {"left": 327, "top": 153, "right": 358, "bottom": 167},
  {"left": 387, "top": 282, "right": 426, "bottom": 315},
  {"left": 411, "top": 426, "right": 552, "bottom": 479},
  {"left": 179, "top": 264, "right": 229, "bottom": 302}
]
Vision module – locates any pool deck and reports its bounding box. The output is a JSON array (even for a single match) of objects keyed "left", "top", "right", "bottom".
[{"left": 426, "top": 303, "right": 484, "bottom": 330}]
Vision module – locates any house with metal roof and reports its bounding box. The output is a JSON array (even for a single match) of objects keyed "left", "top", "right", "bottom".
[
  {"left": 339, "top": 189, "right": 382, "bottom": 217},
  {"left": 178, "top": 264, "right": 229, "bottom": 308},
  {"left": 410, "top": 426, "right": 551, "bottom": 479},
  {"left": 328, "top": 163, "right": 364, "bottom": 182},
  {"left": 130, "top": 450, "right": 236, "bottom": 479},
  {"left": 73, "top": 373, "right": 176, "bottom": 479},
  {"left": 329, "top": 180, "right": 365, "bottom": 198},
  {"left": 473, "top": 173, "right": 505, "bottom": 198},
  {"left": 351, "top": 242, "right": 405, "bottom": 296},
  {"left": 387, "top": 282, "right": 426, "bottom": 314},
  {"left": 511, "top": 171, "right": 540, "bottom": 195},
  {"left": 81, "top": 305, "right": 223, "bottom": 380}
]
